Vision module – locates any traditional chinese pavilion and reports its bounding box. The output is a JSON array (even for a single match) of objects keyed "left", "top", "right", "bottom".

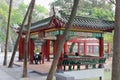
[{"left": 14, "top": 15, "right": 114, "bottom": 64}]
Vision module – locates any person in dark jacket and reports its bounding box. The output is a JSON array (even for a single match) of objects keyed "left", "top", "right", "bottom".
[
  {"left": 38, "top": 52, "right": 42, "bottom": 64},
  {"left": 33, "top": 51, "right": 38, "bottom": 64}
]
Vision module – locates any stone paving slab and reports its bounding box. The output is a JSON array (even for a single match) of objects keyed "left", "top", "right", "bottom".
[
  {"left": 0, "top": 52, "right": 56, "bottom": 80},
  {"left": 14, "top": 59, "right": 52, "bottom": 74},
  {"left": 0, "top": 52, "right": 112, "bottom": 80},
  {"left": 0, "top": 65, "right": 56, "bottom": 80},
  {"left": 0, "top": 69, "right": 16, "bottom": 80},
  {"left": 20, "top": 76, "right": 56, "bottom": 80}
]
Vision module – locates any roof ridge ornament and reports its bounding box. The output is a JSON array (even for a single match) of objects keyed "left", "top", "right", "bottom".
[{"left": 52, "top": 5, "right": 62, "bottom": 18}]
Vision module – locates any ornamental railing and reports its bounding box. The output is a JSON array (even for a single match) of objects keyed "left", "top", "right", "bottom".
[{"left": 58, "top": 56, "right": 106, "bottom": 71}]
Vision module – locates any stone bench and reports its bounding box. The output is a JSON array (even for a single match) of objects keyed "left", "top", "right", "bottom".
[{"left": 55, "top": 68, "right": 104, "bottom": 80}]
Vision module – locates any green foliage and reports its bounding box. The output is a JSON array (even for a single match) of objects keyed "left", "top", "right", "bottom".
[
  {"left": 0, "top": 1, "right": 9, "bottom": 24},
  {"left": 17, "top": 2, "right": 27, "bottom": 17},
  {"left": 32, "top": 5, "right": 48, "bottom": 22},
  {"left": 0, "top": 1, "right": 23, "bottom": 43},
  {"left": 0, "top": 1, "right": 9, "bottom": 43},
  {"left": 52, "top": 0, "right": 114, "bottom": 20},
  {"left": 104, "top": 32, "right": 114, "bottom": 50},
  {"left": 90, "top": 8, "right": 114, "bottom": 20},
  {"left": 11, "top": 9, "right": 23, "bottom": 25},
  {"left": 35, "top": 5, "right": 47, "bottom": 13},
  {"left": 0, "top": 1, "right": 48, "bottom": 43},
  {"left": 17, "top": 2, "right": 48, "bottom": 22},
  {"left": 35, "top": 47, "right": 40, "bottom": 53},
  {"left": 51, "top": 0, "right": 73, "bottom": 15},
  {"left": 0, "top": 29, "right": 5, "bottom": 42}
]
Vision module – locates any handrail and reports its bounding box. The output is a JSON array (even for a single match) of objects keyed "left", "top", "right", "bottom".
[{"left": 58, "top": 57, "right": 106, "bottom": 71}]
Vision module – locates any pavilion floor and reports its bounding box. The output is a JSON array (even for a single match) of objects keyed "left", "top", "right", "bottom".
[
  {"left": 14, "top": 57, "right": 112, "bottom": 73},
  {"left": 14, "top": 59, "right": 52, "bottom": 74}
]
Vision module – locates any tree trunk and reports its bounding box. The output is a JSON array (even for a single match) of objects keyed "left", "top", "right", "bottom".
[
  {"left": 22, "top": 0, "right": 35, "bottom": 77},
  {"left": 69, "top": 42, "right": 76, "bottom": 53},
  {"left": 3, "top": 0, "right": 13, "bottom": 66},
  {"left": 112, "top": 0, "right": 120, "bottom": 80},
  {"left": 8, "top": 1, "right": 32, "bottom": 68},
  {"left": 46, "top": 0, "right": 79, "bottom": 80}
]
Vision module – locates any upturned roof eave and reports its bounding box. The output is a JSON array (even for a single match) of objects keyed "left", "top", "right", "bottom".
[{"left": 17, "top": 15, "right": 114, "bottom": 33}]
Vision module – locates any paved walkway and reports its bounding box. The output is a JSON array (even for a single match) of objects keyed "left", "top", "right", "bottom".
[
  {"left": 0, "top": 64, "right": 55, "bottom": 80},
  {"left": 0, "top": 52, "right": 112, "bottom": 80},
  {"left": 0, "top": 69, "right": 16, "bottom": 80},
  {"left": 0, "top": 52, "right": 55, "bottom": 80},
  {"left": 14, "top": 59, "right": 52, "bottom": 74}
]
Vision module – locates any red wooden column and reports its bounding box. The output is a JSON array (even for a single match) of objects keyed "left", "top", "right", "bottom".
[
  {"left": 46, "top": 40, "right": 50, "bottom": 61},
  {"left": 99, "top": 37, "right": 104, "bottom": 68},
  {"left": 83, "top": 40, "right": 87, "bottom": 55},
  {"left": 99, "top": 37, "right": 104, "bottom": 57},
  {"left": 78, "top": 42, "right": 80, "bottom": 55},
  {"left": 18, "top": 36, "right": 24, "bottom": 61},
  {"left": 107, "top": 43, "right": 110, "bottom": 54},
  {"left": 64, "top": 42, "right": 68, "bottom": 53},
  {"left": 53, "top": 40, "right": 57, "bottom": 57},
  {"left": 41, "top": 43, "right": 45, "bottom": 64},
  {"left": 29, "top": 39, "right": 35, "bottom": 64}
]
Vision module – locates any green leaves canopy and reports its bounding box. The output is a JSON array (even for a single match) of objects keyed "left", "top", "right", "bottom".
[{"left": 0, "top": 1, "right": 48, "bottom": 43}]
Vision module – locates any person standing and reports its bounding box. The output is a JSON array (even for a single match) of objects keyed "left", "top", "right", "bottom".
[
  {"left": 34, "top": 51, "right": 38, "bottom": 64},
  {"left": 38, "top": 52, "right": 42, "bottom": 64}
]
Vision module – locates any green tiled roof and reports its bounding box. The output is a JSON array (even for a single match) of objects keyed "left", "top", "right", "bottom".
[
  {"left": 30, "top": 16, "right": 52, "bottom": 29},
  {"left": 29, "top": 15, "right": 114, "bottom": 32},
  {"left": 61, "top": 15, "right": 113, "bottom": 28}
]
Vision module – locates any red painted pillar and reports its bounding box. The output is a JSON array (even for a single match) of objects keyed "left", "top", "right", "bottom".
[
  {"left": 64, "top": 42, "right": 68, "bottom": 53},
  {"left": 46, "top": 40, "right": 50, "bottom": 61},
  {"left": 107, "top": 43, "right": 110, "bottom": 54},
  {"left": 83, "top": 40, "right": 87, "bottom": 55},
  {"left": 99, "top": 37, "right": 104, "bottom": 68},
  {"left": 29, "top": 39, "right": 35, "bottom": 64},
  {"left": 78, "top": 42, "right": 80, "bottom": 55},
  {"left": 99, "top": 37, "right": 104, "bottom": 57},
  {"left": 41, "top": 43, "right": 45, "bottom": 64},
  {"left": 19, "top": 36, "right": 24, "bottom": 61},
  {"left": 53, "top": 40, "right": 57, "bottom": 56}
]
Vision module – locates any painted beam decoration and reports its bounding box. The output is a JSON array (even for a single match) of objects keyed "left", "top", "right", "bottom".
[
  {"left": 45, "top": 30, "right": 103, "bottom": 38},
  {"left": 38, "top": 31, "right": 45, "bottom": 39}
]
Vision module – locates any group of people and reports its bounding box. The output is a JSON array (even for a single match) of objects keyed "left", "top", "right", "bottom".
[{"left": 33, "top": 51, "right": 42, "bottom": 64}]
